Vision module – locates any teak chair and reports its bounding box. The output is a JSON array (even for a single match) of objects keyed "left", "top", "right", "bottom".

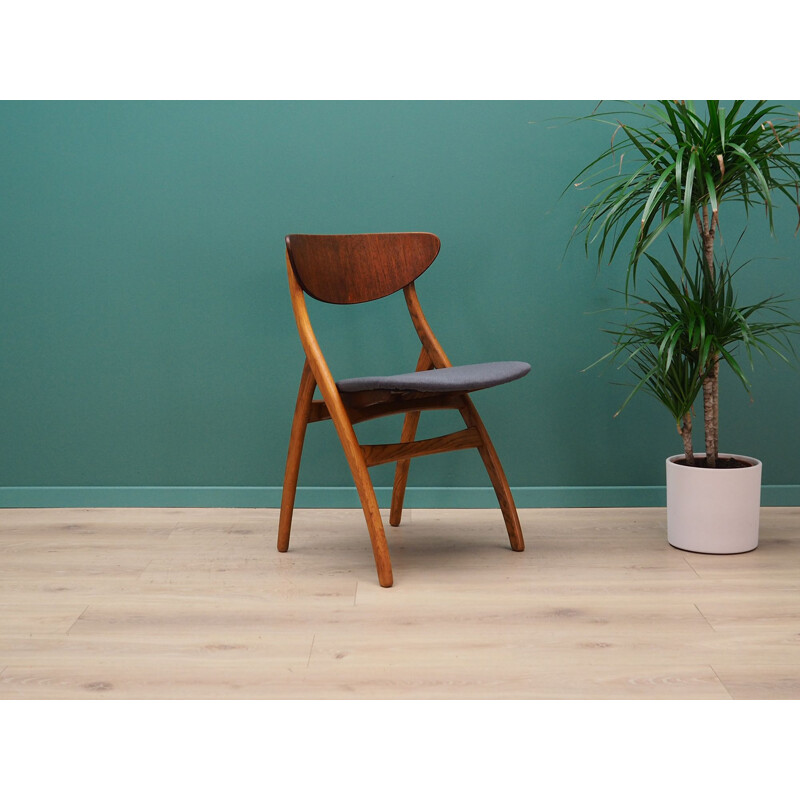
[{"left": 278, "top": 232, "right": 530, "bottom": 587}]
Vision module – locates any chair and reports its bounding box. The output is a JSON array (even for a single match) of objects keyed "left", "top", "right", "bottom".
[{"left": 278, "top": 232, "right": 530, "bottom": 587}]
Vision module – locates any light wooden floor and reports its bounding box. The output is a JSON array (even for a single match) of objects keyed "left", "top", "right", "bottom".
[{"left": 1, "top": 506, "right": 799, "bottom": 699}]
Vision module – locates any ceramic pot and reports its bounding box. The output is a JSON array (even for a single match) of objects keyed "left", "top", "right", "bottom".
[{"left": 666, "top": 453, "right": 762, "bottom": 554}]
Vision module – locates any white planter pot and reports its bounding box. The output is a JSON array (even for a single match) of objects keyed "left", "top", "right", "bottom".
[{"left": 666, "top": 453, "right": 762, "bottom": 554}]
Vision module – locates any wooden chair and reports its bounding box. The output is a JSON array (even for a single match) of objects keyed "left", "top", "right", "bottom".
[{"left": 278, "top": 232, "right": 530, "bottom": 587}]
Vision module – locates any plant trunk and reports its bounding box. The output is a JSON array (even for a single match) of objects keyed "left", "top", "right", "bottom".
[
  {"left": 702, "top": 358, "right": 719, "bottom": 467},
  {"left": 680, "top": 413, "right": 695, "bottom": 465},
  {"left": 699, "top": 211, "right": 719, "bottom": 468}
]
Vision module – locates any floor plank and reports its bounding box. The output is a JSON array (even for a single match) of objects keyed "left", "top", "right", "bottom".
[{"left": 1, "top": 506, "right": 798, "bottom": 699}]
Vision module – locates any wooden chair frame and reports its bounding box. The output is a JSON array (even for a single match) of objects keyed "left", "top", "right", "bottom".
[{"left": 278, "top": 235, "right": 524, "bottom": 587}]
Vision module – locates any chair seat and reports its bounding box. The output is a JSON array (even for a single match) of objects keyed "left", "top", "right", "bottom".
[{"left": 336, "top": 361, "right": 531, "bottom": 394}]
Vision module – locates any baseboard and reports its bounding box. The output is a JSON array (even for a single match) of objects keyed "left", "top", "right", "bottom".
[{"left": 1, "top": 485, "right": 799, "bottom": 508}]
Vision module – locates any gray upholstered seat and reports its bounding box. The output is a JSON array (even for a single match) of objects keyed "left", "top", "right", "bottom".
[{"left": 336, "top": 360, "right": 531, "bottom": 394}]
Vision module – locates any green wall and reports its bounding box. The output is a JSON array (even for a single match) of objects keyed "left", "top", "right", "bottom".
[{"left": 1, "top": 101, "right": 798, "bottom": 507}]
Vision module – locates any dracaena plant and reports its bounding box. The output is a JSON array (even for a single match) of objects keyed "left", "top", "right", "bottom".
[
  {"left": 569, "top": 100, "right": 800, "bottom": 466},
  {"left": 596, "top": 241, "right": 800, "bottom": 466}
]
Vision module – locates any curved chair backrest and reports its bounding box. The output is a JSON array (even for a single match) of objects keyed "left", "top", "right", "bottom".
[{"left": 285, "top": 232, "right": 441, "bottom": 304}]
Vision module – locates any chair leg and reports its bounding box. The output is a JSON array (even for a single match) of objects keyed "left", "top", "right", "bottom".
[
  {"left": 278, "top": 360, "right": 316, "bottom": 553},
  {"left": 389, "top": 410, "right": 421, "bottom": 527},
  {"left": 459, "top": 396, "right": 525, "bottom": 552},
  {"left": 342, "top": 443, "right": 394, "bottom": 587},
  {"left": 390, "top": 346, "right": 433, "bottom": 528},
  {"left": 318, "top": 382, "right": 394, "bottom": 587}
]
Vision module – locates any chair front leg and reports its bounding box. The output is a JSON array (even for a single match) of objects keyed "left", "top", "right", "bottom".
[{"left": 459, "top": 396, "right": 525, "bottom": 552}]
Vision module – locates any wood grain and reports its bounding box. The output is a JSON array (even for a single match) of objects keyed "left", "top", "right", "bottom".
[
  {"left": 2, "top": 506, "right": 799, "bottom": 699},
  {"left": 286, "top": 232, "right": 440, "bottom": 304},
  {"left": 361, "top": 427, "right": 482, "bottom": 468}
]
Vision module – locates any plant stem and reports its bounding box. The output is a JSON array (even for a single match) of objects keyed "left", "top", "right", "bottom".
[
  {"left": 702, "top": 362, "right": 719, "bottom": 467},
  {"left": 680, "top": 413, "right": 695, "bottom": 465},
  {"left": 702, "top": 210, "right": 718, "bottom": 276},
  {"left": 699, "top": 206, "right": 719, "bottom": 468}
]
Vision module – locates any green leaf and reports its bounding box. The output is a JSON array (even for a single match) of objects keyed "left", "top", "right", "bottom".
[
  {"left": 682, "top": 149, "right": 698, "bottom": 259},
  {"left": 703, "top": 170, "right": 719, "bottom": 213}
]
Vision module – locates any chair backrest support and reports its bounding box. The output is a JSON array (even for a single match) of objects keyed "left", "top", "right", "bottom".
[{"left": 285, "top": 232, "right": 441, "bottom": 305}]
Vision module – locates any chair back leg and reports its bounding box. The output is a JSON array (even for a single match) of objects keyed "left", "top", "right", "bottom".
[
  {"left": 389, "top": 409, "right": 421, "bottom": 527},
  {"left": 344, "top": 443, "right": 394, "bottom": 587},
  {"left": 390, "top": 345, "right": 432, "bottom": 528},
  {"left": 278, "top": 360, "right": 316, "bottom": 552}
]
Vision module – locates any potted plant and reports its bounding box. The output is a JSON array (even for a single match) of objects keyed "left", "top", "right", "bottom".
[{"left": 568, "top": 100, "right": 800, "bottom": 553}]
